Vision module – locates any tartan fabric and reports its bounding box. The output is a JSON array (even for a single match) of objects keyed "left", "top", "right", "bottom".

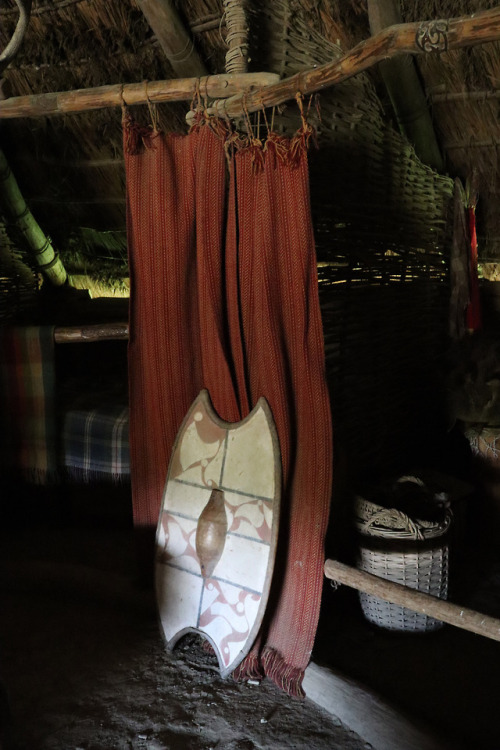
[
  {"left": 62, "top": 405, "right": 130, "bottom": 482},
  {"left": 124, "top": 119, "right": 333, "bottom": 697},
  {"left": 0, "top": 326, "right": 57, "bottom": 483}
]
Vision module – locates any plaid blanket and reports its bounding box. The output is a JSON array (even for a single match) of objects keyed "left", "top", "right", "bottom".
[
  {"left": 0, "top": 326, "right": 57, "bottom": 483},
  {"left": 62, "top": 404, "right": 130, "bottom": 482}
]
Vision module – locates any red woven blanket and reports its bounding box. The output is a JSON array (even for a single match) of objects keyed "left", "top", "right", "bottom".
[{"left": 124, "top": 118, "right": 333, "bottom": 697}]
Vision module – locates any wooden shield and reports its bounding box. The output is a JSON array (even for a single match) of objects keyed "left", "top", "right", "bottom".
[{"left": 155, "top": 389, "right": 281, "bottom": 678}]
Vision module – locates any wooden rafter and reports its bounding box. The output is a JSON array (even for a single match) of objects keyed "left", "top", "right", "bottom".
[
  {"left": 367, "top": 0, "right": 444, "bottom": 171},
  {"left": 1, "top": 7, "right": 500, "bottom": 120},
  {"left": 136, "top": 0, "right": 208, "bottom": 78}
]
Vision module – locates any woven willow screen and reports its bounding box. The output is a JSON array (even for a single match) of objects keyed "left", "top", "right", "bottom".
[
  {"left": 250, "top": 0, "right": 455, "bottom": 476},
  {"left": 0, "top": 217, "right": 39, "bottom": 323}
]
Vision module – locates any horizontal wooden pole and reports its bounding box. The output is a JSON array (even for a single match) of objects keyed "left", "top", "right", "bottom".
[
  {"left": 324, "top": 558, "right": 500, "bottom": 642},
  {"left": 54, "top": 322, "right": 129, "bottom": 343},
  {"left": 444, "top": 139, "right": 500, "bottom": 150},
  {"left": 0, "top": 72, "right": 280, "bottom": 119},
  {"left": 432, "top": 89, "right": 500, "bottom": 102}
]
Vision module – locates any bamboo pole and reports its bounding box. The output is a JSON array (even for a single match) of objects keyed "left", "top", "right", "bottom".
[
  {"left": 324, "top": 559, "right": 500, "bottom": 643},
  {"left": 0, "top": 72, "right": 280, "bottom": 119},
  {"left": 0, "top": 148, "right": 67, "bottom": 286},
  {"left": 54, "top": 322, "right": 129, "bottom": 343},
  {"left": 2, "top": 8, "right": 500, "bottom": 120}
]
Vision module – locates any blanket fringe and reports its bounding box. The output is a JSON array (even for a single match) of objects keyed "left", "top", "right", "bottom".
[
  {"left": 0, "top": 465, "right": 59, "bottom": 486},
  {"left": 232, "top": 652, "right": 264, "bottom": 683},
  {"left": 262, "top": 647, "right": 306, "bottom": 699},
  {"left": 23, "top": 467, "right": 59, "bottom": 486},
  {"left": 64, "top": 467, "right": 130, "bottom": 485},
  {"left": 232, "top": 647, "right": 306, "bottom": 698},
  {"left": 122, "top": 108, "right": 316, "bottom": 169},
  {"left": 122, "top": 108, "right": 159, "bottom": 155}
]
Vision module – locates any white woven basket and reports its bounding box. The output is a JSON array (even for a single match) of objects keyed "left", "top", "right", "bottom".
[{"left": 355, "top": 492, "right": 452, "bottom": 633}]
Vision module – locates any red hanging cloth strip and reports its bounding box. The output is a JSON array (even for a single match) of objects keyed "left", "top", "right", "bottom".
[{"left": 465, "top": 204, "right": 482, "bottom": 332}]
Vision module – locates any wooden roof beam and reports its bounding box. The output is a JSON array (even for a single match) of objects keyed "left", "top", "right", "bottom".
[
  {"left": 367, "top": 0, "right": 444, "bottom": 171},
  {"left": 216, "top": 6, "right": 500, "bottom": 121},
  {"left": 1, "top": 6, "right": 500, "bottom": 120},
  {"left": 136, "top": 0, "right": 208, "bottom": 78}
]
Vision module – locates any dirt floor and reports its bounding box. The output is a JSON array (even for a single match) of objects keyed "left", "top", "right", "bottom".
[
  {"left": 0, "top": 487, "right": 369, "bottom": 750},
  {"left": 315, "top": 507, "right": 500, "bottom": 750},
  {"left": 2, "top": 483, "right": 500, "bottom": 750}
]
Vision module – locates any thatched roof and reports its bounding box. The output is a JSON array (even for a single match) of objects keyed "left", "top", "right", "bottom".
[{"left": 0, "top": 0, "right": 499, "bottom": 295}]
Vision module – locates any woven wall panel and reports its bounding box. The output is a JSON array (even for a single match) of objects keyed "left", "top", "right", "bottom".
[
  {"left": 320, "top": 282, "right": 449, "bottom": 475},
  {"left": 0, "top": 218, "right": 39, "bottom": 323},
  {"left": 247, "top": 0, "right": 455, "bottom": 475}
]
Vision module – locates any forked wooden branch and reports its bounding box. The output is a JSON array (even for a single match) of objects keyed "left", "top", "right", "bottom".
[
  {"left": 217, "top": 6, "right": 500, "bottom": 118},
  {"left": 1, "top": 6, "right": 500, "bottom": 119}
]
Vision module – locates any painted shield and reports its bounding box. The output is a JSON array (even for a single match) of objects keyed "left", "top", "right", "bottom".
[{"left": 155, "top": 389, "right": 281, "bottom": 678}]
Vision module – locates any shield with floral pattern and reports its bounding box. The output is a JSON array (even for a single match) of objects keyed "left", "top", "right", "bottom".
[{"left": 155, "top": 389, "right": 281, "bottom": 678}]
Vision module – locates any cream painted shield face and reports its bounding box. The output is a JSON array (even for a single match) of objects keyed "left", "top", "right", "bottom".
[{"left": 155, "top": 389, "right": 281, "bottom": 678}]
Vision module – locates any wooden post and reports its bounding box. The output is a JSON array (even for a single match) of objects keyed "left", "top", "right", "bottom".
[
  {"left": 223, "top": 0, "right": 249, "bottom": 74},
  {"left": 324, "top": 559, "right": 500, "bottom": 642},
  {"left": 0, "top": 148, "right": 67, "bottom": 286}
]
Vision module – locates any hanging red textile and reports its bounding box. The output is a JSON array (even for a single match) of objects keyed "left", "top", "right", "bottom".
[
  {"left": 465, "top": 205, "right": 482, "bottom": 332},
  {"left": 124, "top": 118, "right": 236, "bottom": 566},
  {"left": 123, "top": 113, "right": 333, "bottom": 697},
  {"left": 226, "top": 138, "right": 333, "bottom": 695}
]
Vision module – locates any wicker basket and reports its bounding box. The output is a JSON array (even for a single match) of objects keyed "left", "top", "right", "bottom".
[{"left": 355, "top": 490, "right": 453, "bottom": 632}]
